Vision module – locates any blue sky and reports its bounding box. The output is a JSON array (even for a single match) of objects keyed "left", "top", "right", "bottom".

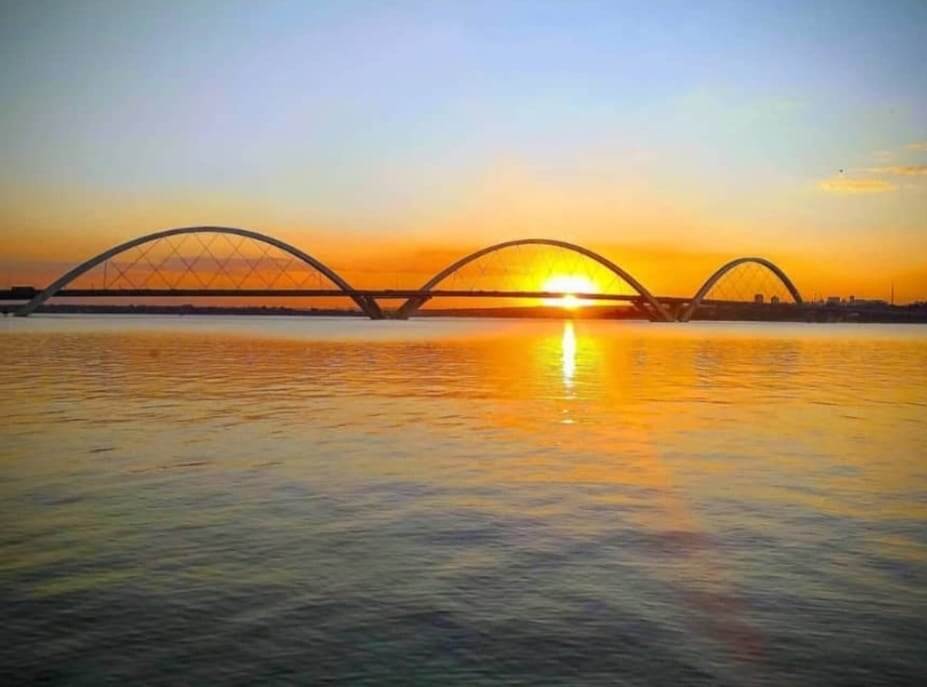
[{"left": 2, "top": 0, "right": 926, "bottom": 297}]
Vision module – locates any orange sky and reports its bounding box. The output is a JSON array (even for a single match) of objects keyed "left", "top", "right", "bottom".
[
  {"left": 2, "top": 168, "right": 925, "bottom": 304},
  {"left": 2, "top": 3, "right": 927, "bottom": 304}
]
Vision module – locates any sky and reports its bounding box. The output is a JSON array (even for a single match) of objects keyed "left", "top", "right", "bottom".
[{"left": 1, "top": 0, "right": 926, "bottom": 302}]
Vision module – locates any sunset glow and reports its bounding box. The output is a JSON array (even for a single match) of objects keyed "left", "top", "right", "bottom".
[
  {"left": 3, "top": 3, "right": 927, "bottom": 684},
  {"left": 0, "top": 2, "right": 926, "bottom": 304},
  {"left": 542, "top": 275, "right": 598, "bottom": 309}
]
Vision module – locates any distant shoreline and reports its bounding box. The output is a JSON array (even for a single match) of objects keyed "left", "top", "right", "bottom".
[{"left": 3, "top": 302, "right": 926, "bottom": 323}]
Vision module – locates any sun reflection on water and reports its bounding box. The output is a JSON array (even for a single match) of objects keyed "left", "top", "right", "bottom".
[
  {"left": 561, "top": 320, "right": 576, "bottom": 390},
  {"left": 2, "top": 318, "right": 927, "bottom": 684}
]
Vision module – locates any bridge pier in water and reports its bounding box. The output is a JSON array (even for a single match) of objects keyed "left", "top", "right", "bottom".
[{"left": 360, "top": 295, "right": 386, "bottom": 320}]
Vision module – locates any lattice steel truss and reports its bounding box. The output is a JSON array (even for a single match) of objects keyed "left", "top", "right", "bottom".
[
  {"left": 74, "top": 232, "right": 333, "bottom": 291},
  {"left": 423, "top": 243, "right": 632, "bottom": 296},
  {"left": 13, "top": 227, "right": 803, "bottom": 322},
  {"left": 701, "top": 262, "right": 795, "bottom": 304}
]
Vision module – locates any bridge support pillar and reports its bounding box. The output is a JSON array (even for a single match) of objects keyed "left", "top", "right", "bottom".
[
  {"left": 631, "top": 300, "right": 674, "bottom": 322},
  {"left": 395, "top": 296, "right": 430, "bottom": 320},
  {"left": 361, "top": 296, "right": 385, "bottom": 320},
  {"left": 665, "top": 302, "right": 687, "bottom": 322}
]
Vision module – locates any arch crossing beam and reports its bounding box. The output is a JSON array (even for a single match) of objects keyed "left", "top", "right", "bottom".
[
  {"left": 14, "top": 226, "right": 384, "bottom": 319},
  {"left": 395, "top": 238, "right": 673, "bottom": 322},
  {"left": 679, "top": 257, "right": 803, "bottom": 322}
]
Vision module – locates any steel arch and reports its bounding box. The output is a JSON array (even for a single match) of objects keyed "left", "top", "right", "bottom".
[
  {"left": 14, "top": 226, "right": 383, "bottom": 318},
  {"left": 679, "top": 256, "right": 803, "bottom": 322},
  {"left": 395, "top": 238, "right": 673, "bottom": 321}
]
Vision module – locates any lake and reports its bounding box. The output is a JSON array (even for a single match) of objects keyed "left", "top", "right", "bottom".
[{"left": 1, "top": 315, "right": 926, "bottom": 686}]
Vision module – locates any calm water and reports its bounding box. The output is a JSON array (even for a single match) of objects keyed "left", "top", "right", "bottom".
[{"left": 1, "top": 315, "right": 926, "bottom": 686}]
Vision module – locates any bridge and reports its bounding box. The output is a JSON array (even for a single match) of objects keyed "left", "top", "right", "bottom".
[{"left": 1, "top": 226, "right": 805, "bottom": 322}]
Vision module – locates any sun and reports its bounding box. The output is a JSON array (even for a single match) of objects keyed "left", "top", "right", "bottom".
[{"left": 541, "top": 275, "right": 597, "bottom": 309}]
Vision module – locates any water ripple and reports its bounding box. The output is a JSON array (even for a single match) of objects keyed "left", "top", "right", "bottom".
[{"left": 1, "top": 317, "right": 926, "bottom": 685}]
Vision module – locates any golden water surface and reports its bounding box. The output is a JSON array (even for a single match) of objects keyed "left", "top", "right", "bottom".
[{"left": 1, "top": 316, "right": 925, "bottom": 686}]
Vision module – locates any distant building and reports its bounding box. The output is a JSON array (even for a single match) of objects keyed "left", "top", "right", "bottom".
[
  {"left": 754, "top": 293, "right": 764, "bottom": 304},
  {"left": 770, "top": 295, "right": 780, "bottom": 304}
]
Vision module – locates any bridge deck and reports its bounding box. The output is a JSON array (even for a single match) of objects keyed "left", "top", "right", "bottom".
[
  {"left": 0, "top": 287, "right": 795, "bottom": 308},
  {"left": 3, "top": 288, "right": 647, "bottom": 301}
]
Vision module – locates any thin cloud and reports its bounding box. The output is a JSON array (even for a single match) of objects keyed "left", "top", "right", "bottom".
[
  {"left": 818, "top": 177, "right": 896, "bottom": 194},
  {"left": 867, "top": 165, "right": 927, "bottom": 176},
  {"left": 906, "top": 142, "right": 927, "bottom": 151}
]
